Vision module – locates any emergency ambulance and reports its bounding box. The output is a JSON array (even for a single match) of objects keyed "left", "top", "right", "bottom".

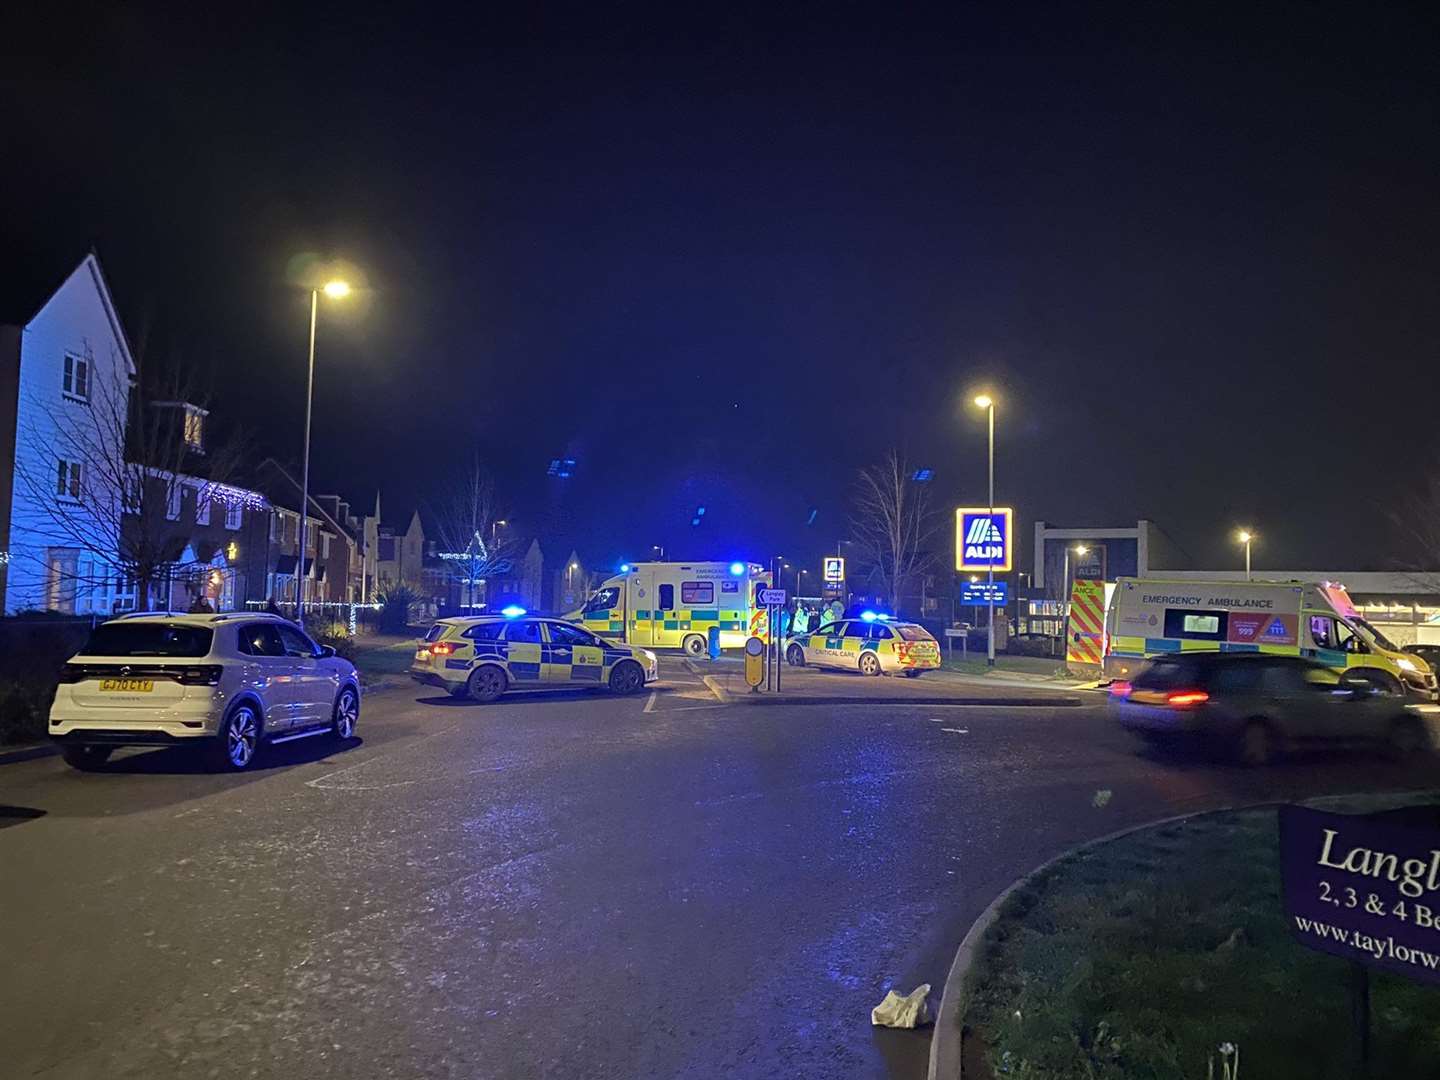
[
  {"left": 1104, "top": 578, "right": 1437, "bottom": 699},
  {"left": 566, "top": 562, "right": 773, "bottom": 656}
]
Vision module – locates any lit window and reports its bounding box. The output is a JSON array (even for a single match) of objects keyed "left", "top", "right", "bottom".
[{"left": 184, "top": 410, "right": 204, "bottom": 450}]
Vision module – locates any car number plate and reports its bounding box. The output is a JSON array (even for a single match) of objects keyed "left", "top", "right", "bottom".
[{"left": 99, "top": 679, "right": 154, "bottom": 692}]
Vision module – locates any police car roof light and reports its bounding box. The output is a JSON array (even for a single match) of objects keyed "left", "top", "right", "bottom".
[
  {"left": 860, "top": 610, "right": 878, "bottom": 622},
  {"left": 500, "top": 605, "right": 527, "bottom": 618}
]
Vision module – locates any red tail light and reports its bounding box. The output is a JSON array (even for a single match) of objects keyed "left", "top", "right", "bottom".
[
  {"left": 1166, "top": 689, "right": 1210, "bottom": 707},
  {"left": 57, "top": 663, "right": 85, "bottom": 684},
  {"left": 429, "top": 641, "right": 461, "bottom": 656},
  {"left": 1109, "top": 680, "right": 1133, "bottom": 699},
  {"left": 181, "top": 665, "right": 224, "bottom": 686}
]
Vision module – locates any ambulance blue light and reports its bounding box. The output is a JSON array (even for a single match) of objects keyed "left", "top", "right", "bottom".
[
  {"left": 501, "top": 605, "right": 527, "bottom": 618},
  {"left": 728, "top": 562, "right": 745, "bottom": 576},
  {"left": 620, "top": 563, "right": 631, "bottom": 573}
]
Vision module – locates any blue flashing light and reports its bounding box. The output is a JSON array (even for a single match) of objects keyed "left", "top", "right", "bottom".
[
  {"left": 728, "top": 562, "right": 746, "bottom": 576},
  {"left": 912, "top": 468, "right": 934, "bottom": 483},
  {"left": 620, "top": 563, "right": 631, "bottom": 573},
  {"left": 500, "top": 605, "right": 528, "bottom": 618},
  {"left": 860, "top": 610, "right": 878, "bottom": 622}
]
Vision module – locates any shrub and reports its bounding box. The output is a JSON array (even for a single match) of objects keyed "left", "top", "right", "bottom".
[
  {"left": 310, "top": 623, "right": 358, "bottom": 663},
  {"left": 0, "top": 679, "right": 55, "bottom": 746},
  {"left": 377, "top": 585, "right": 421, "bottom": 634}
]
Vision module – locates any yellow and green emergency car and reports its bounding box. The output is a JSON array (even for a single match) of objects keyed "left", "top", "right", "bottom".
[
  {"left": 785, "top": 614, "right": 942, "bottom": 677},
  {"left": 410, "top": 610, "right": 659, "bottom": 702}
]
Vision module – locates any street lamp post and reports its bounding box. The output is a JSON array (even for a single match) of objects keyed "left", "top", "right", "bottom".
[
  {"left": 295, "top": 279, "right": 351, "bottom": 627},
  {"left": 1237, "top": 529, "right": 1256, "bottom": 581},
  {"left": 974, "top": 394, "right": 997, "bottom": 666}
]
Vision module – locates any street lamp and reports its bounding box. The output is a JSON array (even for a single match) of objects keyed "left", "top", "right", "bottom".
[
  {"left": 973, "top": 393, "right": 997, "bottom": 666},
  {"left": 295, "top": 278, "right": 352, "bottom": 627},
  {"left": 1236, "top": 529, "right": 1256, "bottom": 581},
  {"left": 652, "top": 545, "right": 665, "bottom": 561},
  {"left": 1061, "top": 544, "right": 1088, "bottom": 603},
  {"left": 492, "top": 519, "right": 508, "bottom": 544}
]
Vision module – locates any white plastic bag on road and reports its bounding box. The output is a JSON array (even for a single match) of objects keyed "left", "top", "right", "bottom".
[{"left": 870, "top": 983, "right": 931, "bottom": 1028}]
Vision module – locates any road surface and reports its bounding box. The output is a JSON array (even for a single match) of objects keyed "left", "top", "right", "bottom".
[{"left": 2, "top": 660, "right": 1434, "bottom": 1079}]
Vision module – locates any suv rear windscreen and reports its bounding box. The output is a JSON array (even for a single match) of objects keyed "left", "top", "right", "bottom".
[
  {"left": 424, "top": 624, "right": 448, "bottom": 643},
  {"left": 895, "top": 625, "right": 934, "bottom": 641},
  {"left": 79, "top": 623, "right": 214, "bottom": 658},
  {"left": 1131, "top": 658, "right": 1206, "bottom": 689}
]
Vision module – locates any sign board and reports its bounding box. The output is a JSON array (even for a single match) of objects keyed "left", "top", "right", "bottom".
[
  {"left": 1280, "top": 805, "right": 1440, "bottom": 986},
  {"left": 758, "top": 588, "right": 787, "bottom": 606},
  {"left": 823, "top": 557, "right": 845, "bottom": 583},
  {"left": 961, "top": 581, "right": 1008, "bottom": 605},
  {"left": 956, "top": 507, "right": 1014, "bottom": 573}
]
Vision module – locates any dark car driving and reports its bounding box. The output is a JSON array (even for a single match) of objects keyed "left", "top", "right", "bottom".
[{"left": 1110, "top": 652, "right": 1438, "bottom": 765}]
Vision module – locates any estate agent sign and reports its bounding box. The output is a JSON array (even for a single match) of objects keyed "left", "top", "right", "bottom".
[{"left": 1279, "top": 804, "right": 1440, "bottom": 986}]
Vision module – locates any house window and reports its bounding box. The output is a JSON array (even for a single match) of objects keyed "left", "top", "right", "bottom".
[
  {"left": 225, "top": 501, "right": 242, "bottom": 530},
  {"left": 184, "top": 410, "right": 204, "bottom": 450},
  {"left": 321, "top": 532, "right": 331, "bottom": 558},
  {"left": 62, "top": 354, "right": 90, "bottom": 401},
  {"left": 166, "top": 484, "right": 182, "bottom": 520},
  {"left": 195, "top": 488, "right": 211, "bottom": 525},
  {"left": 56, "top": 458, "right": 82, "bottom": 500}
]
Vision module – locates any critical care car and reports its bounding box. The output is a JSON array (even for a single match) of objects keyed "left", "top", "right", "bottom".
[
  {"left": 410, "top": 610, "right": 659, "bottom": 702},
  {"left": 785, "top": 614, "right": 941, "bottom": 677}
]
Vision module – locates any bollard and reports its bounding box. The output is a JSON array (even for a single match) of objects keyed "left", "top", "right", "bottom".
[{"left": 707, "top": 625, "right": 721, "bottom": 661}]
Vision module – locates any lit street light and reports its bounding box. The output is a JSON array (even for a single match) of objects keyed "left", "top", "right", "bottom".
[
  {"left": 295, "top": 277, "right": 352, "bottom": 627},
  {"left": 973, "top": 393, "right": 997, "bottom": 666},
  {"left": 1237, "top": 529, "right": 1256, "bottom": 581},
  {"left": 1061, "top": 544, "right": 1088, "bottom": 604}
]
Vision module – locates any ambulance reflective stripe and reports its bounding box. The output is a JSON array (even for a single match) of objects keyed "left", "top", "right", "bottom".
[{"left": 1066, "top": 580, "right": 1106, "bottom": 665}]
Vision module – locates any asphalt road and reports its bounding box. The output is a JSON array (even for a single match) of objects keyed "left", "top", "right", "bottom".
[{"left": 2, "top": 661, "right": 1436, "bottom": 1080}]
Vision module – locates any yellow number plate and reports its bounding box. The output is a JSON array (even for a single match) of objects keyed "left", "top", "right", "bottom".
[{"left": 99, "top": 679, "right": 154, "bottom": 692}]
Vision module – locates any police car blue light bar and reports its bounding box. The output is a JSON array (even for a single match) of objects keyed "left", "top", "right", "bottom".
[{"left": 500, "top": 605, "right": 527, "bottom": 617}]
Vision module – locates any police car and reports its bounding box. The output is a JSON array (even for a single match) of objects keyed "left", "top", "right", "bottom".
[
  {"left": 410, "top": 609, "right": 659, "bottom": 702},
  {"left": 785, "top": 613, "right": 941, "bottom": 677}
]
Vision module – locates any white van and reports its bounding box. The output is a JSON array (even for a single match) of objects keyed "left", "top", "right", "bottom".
[
  {"left": 1105, "top": 577, "right": 1436, "bottom": 699},
  {"left": 566, "top": 561, "right": 772, "bottom": 656}
]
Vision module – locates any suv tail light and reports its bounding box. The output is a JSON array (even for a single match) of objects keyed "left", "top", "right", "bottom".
[
  {"left": 57, "top": 663, "right": 85, "bottom": 684},
  {"left": 429, "top": 641, "right": 461, "bottom": 656},
  {"left": 1166, "top": 689, "right": 1210, "bottom": 707},
  {"left": 180, "top": 665, "right": 224, "bottom": 686}
]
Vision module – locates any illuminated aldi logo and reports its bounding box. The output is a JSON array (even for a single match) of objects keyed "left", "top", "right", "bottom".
[{"left": 956, "top": 507, "right": 1014, "bottom": 572}]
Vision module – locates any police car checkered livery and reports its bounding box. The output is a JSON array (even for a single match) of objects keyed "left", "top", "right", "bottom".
[
  {"left": 411, "top": 613, "right": 659, "bottom": 702},
  {"left": 785, "top": 615, "right": 941, "bottom": 677}
]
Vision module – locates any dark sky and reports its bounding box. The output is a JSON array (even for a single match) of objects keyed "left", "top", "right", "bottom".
[{"left": 4, "top": 3, "right": 1438, "bottom": 575}]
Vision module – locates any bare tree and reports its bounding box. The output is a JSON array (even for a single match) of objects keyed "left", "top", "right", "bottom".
[
  {"left": 850, "top": 450, "right": 937, "bottom": 611},
  {"left": 11, "top": 360, "right": 241, "bottom": 612},
  {"left": 425, "top": 457, "right": 515, "bottom": 611},
  {"left": 1393, "top": 476, "right": 1440, "bottom": 593}
]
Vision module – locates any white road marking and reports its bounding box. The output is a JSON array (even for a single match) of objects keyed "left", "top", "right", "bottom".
[
  {"left": 643, "top": 691, "right": 658, "bottom": 713},
  {"left": 702, "top": 675, "right": 730, "bottom": 704},
  {"left": 940, "top": 728, "right": 969, "bottom": 734}
]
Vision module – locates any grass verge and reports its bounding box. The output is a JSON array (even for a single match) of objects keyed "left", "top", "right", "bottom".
[
  {"left": 347, "top": 632, "right": 419, "bottom": 688},
  {"left": 941, "top": 655, "right": 1071, "bottom": 678},
  {"left": 962, "top": 794, "right": 1440, "bottom": 1079}
]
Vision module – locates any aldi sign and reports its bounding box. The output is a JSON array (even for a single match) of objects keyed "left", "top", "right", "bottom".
[{"left": 956, "top": 507, "right": 1014, "bottom": 572}]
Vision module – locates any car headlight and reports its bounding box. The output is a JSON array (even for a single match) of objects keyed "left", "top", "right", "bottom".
[
  {"left": 642, "top": 650, "right": 657, "bottom": 664},
  {"left": 1397, "top": 658, "right": 1418, "bottom": 673}
]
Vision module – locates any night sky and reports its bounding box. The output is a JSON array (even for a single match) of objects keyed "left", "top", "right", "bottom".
[{"left": 4, "top": 4, "right": 1438, "bottom": 575}]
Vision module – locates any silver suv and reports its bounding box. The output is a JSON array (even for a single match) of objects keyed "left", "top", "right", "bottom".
[{"left": 49, "top": 612, "right": 361, "bottom": 772}]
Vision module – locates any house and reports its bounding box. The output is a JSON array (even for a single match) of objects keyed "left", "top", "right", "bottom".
[
  {"left": 549, "top": 549, "right": 594, "bottom": 613},
  {"left": 363, "top": 496, "right": 425, "bottom": 596},
  {"left": 0, "top": 254, "right": 137, "bottom": 614},
  {"left": 252, "top": 458, "right": 361, "bottom": 609},
  {"left": 486, "top": 537, "right": 546, "bottom": 611}
]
